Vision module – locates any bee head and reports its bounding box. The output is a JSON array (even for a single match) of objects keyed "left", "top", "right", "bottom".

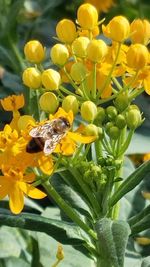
[{"left": 59, "top": 117, "right": 70, "bottom": 128}]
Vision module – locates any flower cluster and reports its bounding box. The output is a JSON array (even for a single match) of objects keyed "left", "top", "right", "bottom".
[{"left": 0, "top": 3, "right": 150, "bottom": 216}]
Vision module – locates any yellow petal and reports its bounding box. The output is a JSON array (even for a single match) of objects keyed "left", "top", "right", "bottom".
[
  {"left": 67, "top": 131, "right": 96, "bottom": 143},
  {"left": 38, "top": 155, "right": 54, "bottom": 175},
  {"left": 19, "top": 182, "right": 46, "bottom": 199},
  {"left": 9, "top": 183, "right": 24, "bottom": 214},
  {"left": 0, "top": 176, "right": 11, "bottom": 199},
  {"left": 50, "top": 107, "right": 74, "bottom": 125}
]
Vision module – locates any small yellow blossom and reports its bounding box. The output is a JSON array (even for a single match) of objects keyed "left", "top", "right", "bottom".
[
  {"left": 56, "top": 19, "right": 77, "bottom": 44},
  {"left": 1, "top": 94, "right": 24, "bottom": 111},
  {"left": 24, "top": 40, "right": 45, "bottom": 63},
  {"left": 79, "top": 25, "right": 100, "bottom": 38},
  {"left": 0, "top": 167, "right": 46, "bottom": 214},
  {"left": 81, "top": 101, "right": 97, "bottom": 122},
  {"left": 72, "top": 37, "right": 90, "bottom": 58},
  {"left": 70, "top": 62, "right": 87, "bottom": 82},
  {"left": 62, "top": 95, "right": 79, "bottom": 115},
  {"left": 77, "top": 3, "right": 98, "bottom": 30}
]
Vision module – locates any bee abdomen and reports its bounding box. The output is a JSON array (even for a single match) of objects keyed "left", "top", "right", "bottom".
[{"left": 26, "top": 137, "right": 44, "bottom": 153}]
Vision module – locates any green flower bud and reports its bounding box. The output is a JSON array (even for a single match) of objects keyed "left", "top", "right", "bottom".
[
  {"left": 115, "top": 114, "right": 126, "bottom": 129},
  {"left": 70, "top": 62, "right": 87, "bottom": 82},
  {"left": 128, "top": 104, "right": 140, "bottom": 112},
  {"left": 105, "top": 122, "right": 114, "bottom": 134},
  {"left": 81, "top": 101, "right": 97, "bottom": 122},
  {"left": 106, "top": 106, "right": 118, "bottom": 120},
  {"left": 126, "top": 109, "right": 142, "bottom": 129},
  {"left": 108, "top": 126, "right": 120, "bottom": 140},
  {"left": 114, "top": 92, "right": 129, "bottom": 112},
  {"left": 96, "top": 107, "right": 106, "bottom": 124},
  {"left": 39, "top": 92, "right": 59, "bottom": 113},
  {"left": 62, "top": 95, "right": 79, "bottom": 114}
]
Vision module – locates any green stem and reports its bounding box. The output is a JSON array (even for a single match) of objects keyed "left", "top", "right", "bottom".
[
  {"left": 117, "top": 129, "right": 134, "bottom": 157},
  {"left": 95, "top": 140, "right": 102, "bottom": 159},
  {"left": 129, "top": 87, "right": 144, "bottom": 101},
  {"left": 59, "top": 85, "right": 83, "bottom": 100},
  {"left": 63, "top": 67, "right": 80, "bottom": 91},
  {"left": 112, "top": 77, "right": 123, "bottom": 91},
  {"left": 97, "top": 93, "right": 118, "bottom": 105},
  {"left": 68, "top": 167, "right": 101, "bottom": 217},
  {"left": 92, "top": 63, "right": 97, "bottom": 100},
  {"left": 42, "top": 181, "right": 97, "bottom": 241}
]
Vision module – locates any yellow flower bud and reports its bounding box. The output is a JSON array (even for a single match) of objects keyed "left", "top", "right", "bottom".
[
  {"left": 77, "top": 3, "right": 98, "bottom": 30},
  {"left": 81, "top": 101, "right": 97, "bottom": 122},
  {"left": 22, "top": 67, "right": 41, "bottom": 89},
  {"left": 83, "top": 124, "right": 102, "bottom": 139},
  {"left": 126, "top": 109, "right": 142, "bottom": 129},
  {"left": 50, "top": 44, "right": 69, "bottom": 66},
  {"left": 126, "top": 44, "right": 149, "bottom": 69},
  {"left": 24, "top": 40, "right": 45, "bottom": 63},
  {"left": 87, "top": 39, "right": 108, "bottom": 62},
  {"left": 42, "top": 69, "right": 61, "bottom": 90},
  {"left": 18, "top": 115, "right": 35, "bottom": 131},
  {"left": 56, "top": 244, "right": 64, "bottom": 261},
  {"left": 72, "top": 37, "right": 90, "bottom": 58},
  {"left": 70, "top": 62, "right": 87, "bottom": 82},
  {"left": 39, "top": 92, "right": 59, "bottom": 113},
  {"left": 62, "top": 95, "right": 79, "bottom": 115},
  {"left": 102, "top": 16, "right": 130, "bottom": 42},
  {"left": 130, "top": 19, "right": 150, "bottom": 45},
  {"left": 56, "top": 19, "right": 76, "bottom": 43}
]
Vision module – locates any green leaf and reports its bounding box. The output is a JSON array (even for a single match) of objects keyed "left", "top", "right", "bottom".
[
  {"left": 0, "top": 210, "right": 85, "bottom": 246},
  {"left": 110, "top": 160, "right": 150, "bottom": 207},
  {"left": 2, "top": 257, "right": 30, "bottom": 267},
  {"left": 51, "top": 174, "right": 93, "bottom": 220},
  {"left": 141, "top": 256, "right": 150, "bottom": 267},
  {"left": 95, "top": 218, "right": 131, "bottom": 267},
  {"left": 128, "top": 205, "right": 150, "bottom": 227},
  {"left": 130, "top": 214, "right": 150, "bottom": 235}
]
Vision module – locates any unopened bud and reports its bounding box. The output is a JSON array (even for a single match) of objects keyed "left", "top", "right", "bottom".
[
  {"left": 115, "top": 114, "right": 126, "bottom": 129},
  {"left": 77, "top": 3, "right": 98, "bottom": 30},
  {"left": 126, "top": 44, "right": 149, "bottom": 69},
  {"left": 22, "top": 67, "right": 41, "bottom": 89},
  {"left": 24, "top": 40, "right": 45, "bottom": 63},
  {"left": 114, "top": 92, "right": 129, "bottom": 112},
  {"left": 126, "top": 109, "right": 142, "bottom": 129},
  {"left": 83, "top": 124, "right": 103, "bottom": 139},
  {"left": 56, "top": 19, "right": 76, "bottom": 43},
  {"left": 18, "top": 115, "right": 35, "bottom": 131},
  {"left": 72, "top": 37, "right": 90, "bottom": 58},
  {"left": 42, "top": 69, "right": 61, "bottom": 90},
  {"left": 39, "top": 92, "right": 59, "bottom": 113},
  {"left": 87, "top": 39, "right": 108, "bottom": 63},
  {"left": 62, "top": 95, "right": 79, "bottom": 114},
  {"left": 70, "top": 62, "right": 87, "bottom": 82},
  {"left": 50, "top": 44, "right": 69, "bottom": 66},
  {"left": 56, "top": 244, "right": 64, "bottom": 260},
  {"left": 108, "top": 126, "right": 120, "bottom": 140},
  {"left": 106, "top": 106, "right": 118, "bottom": 120},
  {"left": 81, "top": 101, "right": 97, "bottom": 122}
]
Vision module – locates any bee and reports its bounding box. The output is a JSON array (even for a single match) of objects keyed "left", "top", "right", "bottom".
[{"left": 26, "top": 117, "right": 70, "bottom": 155}]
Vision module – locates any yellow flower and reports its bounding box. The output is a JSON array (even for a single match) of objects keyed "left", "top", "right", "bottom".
[
  {"left": 77, "top": 3, "right": 98, "bottom": 30},
  {"left": 1, "top": 94, "right": 24, "bottom": 111},
  {"left": 0, "top": 167, "right": 46, "bottom": 214},
  {"left": 56, "top": 19, "right": 77, "bottom": 44},
  {"left": 130, "top": 19, "right": 150, "bottom": 46},
  {"left": 84, "top": 0, "right": 115, "bottom": 13},
  {"left": 24, "top": 40, "right": 45, "bottom": 63},
  {"left": 96, "top": 69, "right": 112, "bottom": 98},
  {"left": 102, "top": 16, "right": 130, "bottom": 42},
  {"left": 79, "top": 26, "right": 100, "bottom": 38}
]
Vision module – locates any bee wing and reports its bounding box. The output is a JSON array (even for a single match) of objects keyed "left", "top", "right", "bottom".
[
  {"left": 43, "top": 138, "right": 58, "bottom": 155},
  {"left": 29, "top": 123, "right": 53, "bottom": 138}
]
